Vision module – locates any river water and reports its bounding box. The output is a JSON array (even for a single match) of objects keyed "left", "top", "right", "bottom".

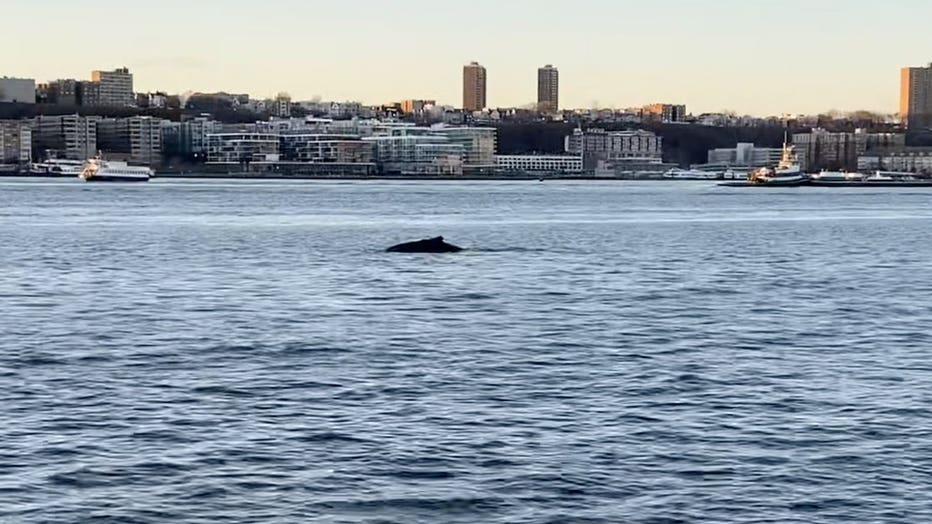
[{"left": 1, "top": 178, "right": 931, "bottom": 523}]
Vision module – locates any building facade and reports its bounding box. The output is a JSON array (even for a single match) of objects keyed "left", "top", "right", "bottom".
[
  {"left": 463, "top": 62, "right": 487, "bottom": 112},
  {"left": 641, "top": 103, "right": 687, "bottom": 123},
  {"left": 0, "top": 121, "right": 32, "bottom": 165},
  {"left": 280, "top": 134, "right": 374, "bottom": 164},
  {"left": 901, "top": 63, "right": 932, "bottom": 129},
  {"left": 537, "top": 65, "right": 559, "bottom": 113},
  {"left": 565, "top": 128, "right": 663, "bottom": 170},
  {"left": 706, "top": 143, "right": 782, "bottom": 168},
  {"left": 792, "top": 129, "right": 905, "bottom": 171},
  {"left": 44, "top": 79, "right": 80, "bottom": 106},
  {"left": 496, "top": 155, "right": 582, "bottom": 174},
  {"left": 130, "top": 117, "right": 166, "bottom": 165},
  {"left": 206, "top": 133, "right": 281, "bottom": 164},
  {"left": 400, "top": 99, "right": 436, "bottom": 115},
  {"left": 90, "top": 67, "right": 135, "bottom": 106},
  {"left": 177, "top": 115, "right": 223, "bottom": 159},
  {"left": 433, "top": 127, "right": 496, "bottom": 173},
  {"left": 858, "top": 147, "right": 932, "bottom": 174},
  {"left": 363, "top": 134, "right": 465, "bottom": 175},
  {"left": 0, "top": 77, "right": 36, "bottom": 104},
  {"left": 32, "top": 115, "right": 97, "bottom": 160}
]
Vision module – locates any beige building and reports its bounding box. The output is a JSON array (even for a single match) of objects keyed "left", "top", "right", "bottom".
[
  {"left": 463, "top": 62, "right": 487, "bottom": 112},
  {"left": 90, "top": 67, "right": 135, "bottom": 107},
  {"left": 901, "top": 63, "right": 932, "bottom": 129},
  {"left": 537, "top": 65, "right": 559, "bottom": 113}
]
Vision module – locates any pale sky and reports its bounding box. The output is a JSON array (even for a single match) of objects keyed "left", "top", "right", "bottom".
[{"left": 2, "top": 0, "right": 930, "bottom": 115}]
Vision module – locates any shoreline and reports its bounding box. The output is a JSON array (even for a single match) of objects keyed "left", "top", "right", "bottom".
[{"left": 0, "top": 172, "right": 687, "bottom": 182}]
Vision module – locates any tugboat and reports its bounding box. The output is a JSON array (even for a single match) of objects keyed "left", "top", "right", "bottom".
[
  {"left": 747, "top": 137, "right": 808, "bottom": 186},
  {"left": 79, "top": 155, "right": 152, "bottom": 183}
]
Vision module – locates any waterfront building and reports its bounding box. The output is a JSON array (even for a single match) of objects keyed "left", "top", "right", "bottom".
[
  {"left": 565, "top": 128, "right": 663, "bottom": 171},
  {"left": 0, "top": 121, "right": 32, "bottom": 165},
  {"left": 130, "top": 117, "right": 167, "bottom": 166},
  {"left": 641, "top": 103, "right": 687, "bottom": 123},
  {"left": 0, "top": 77, "right": 36, "bottom": 104},
  {"left": 706, "top": 143, "right": 782, "bottom": 168},
  {"left": 206, "top": 133, "right": 281, "bottom": 164},
  {"left": 432, "top": 126, "right": 496, "bottom": 173},
  {"left": 463, "top": 62, "right": 487, "bottom": 112},
  {"left": 858, "top": 147, "right": 932, "bottom": 174},
  {"left": 496, "top": 155, "right": 582, "bottom": 174},
  {"left": 537, "top": 65, "right": 559, "bottom": 113},
  {"left": 96, "top": 118, "right": 131, "bottom": 155},
  {"left": 792, "top": 129, "right": 905, "bottom": 171},
  {"left": 90, "top": 67, "right": 134, "bottom": 107},
  {"left": 178, "top": 115, "right": 222, "bottom": 160},
  {"left": 363, "top": 133, "right": 465, "bottom": 175},
  {"left": 31, "top": 115, "right": 97, "bottom": 160},
  {"left": 280, "top": 134, "right": 375, "bottom": 164},
  {"left": 900, "top": 63, "right": 932, "bottom": 129}
]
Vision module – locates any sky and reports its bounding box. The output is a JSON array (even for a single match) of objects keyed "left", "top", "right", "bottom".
[{"left": 2, "top": 0, "right": 930, "bottom": 115}]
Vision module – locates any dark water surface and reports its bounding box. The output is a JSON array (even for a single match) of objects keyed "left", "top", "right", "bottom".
[{"left": 2, "top": 178, "right": 931, "bottom": 523}]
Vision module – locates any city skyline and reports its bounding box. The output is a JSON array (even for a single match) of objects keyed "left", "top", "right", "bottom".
[{"left": 3, "top": 0, "right": 932, "bottom": 115}]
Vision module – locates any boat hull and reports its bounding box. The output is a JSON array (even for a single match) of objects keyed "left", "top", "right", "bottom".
[{"left": 82, "top": 175, "right": 150, "bottom": 183}]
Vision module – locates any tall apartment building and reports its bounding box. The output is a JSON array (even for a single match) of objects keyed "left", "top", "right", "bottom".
[
  {"left": 32, "top": 115, "right": 98, "bottom": 160},
  {"left": 792, "top": 128, "right": 905, "bottom": 171},
  {"left": 90, "top": 67, "right": 135, "bottom": 107},
  {"left": 0, "top": 77, "right": 36, "bottom": 104},
  {"left": 901, "top": 63, "right": 932, "bottom": 129},
  {"left": 566, "top": 128, "right": 663, "bottom": 170},
  {"left": 96, "top": 118, "right": 131, "bottom": 155},
  {"left": 177, "top": 115, "right": 223, "bottom": 159},
  {"left": 130, "top": 117, "right": 166, "bottom": 165},
  {"left": 642, "top": 103, "right": 687, "bottom": 123},
  {"left": 45, "top": 79, "right": 80, "bottom": 106},
  {"left": 79, "top": 81, "right": 102, "bottom": 106},
  {"left": 463, "top": 62, "right": 487, "bottom": 112},
  {"left": 0, "top": 121, "right": 32, "bottom": 165},
  {"left": 537, "top": 65, "right": 559, "bottom": 113}
]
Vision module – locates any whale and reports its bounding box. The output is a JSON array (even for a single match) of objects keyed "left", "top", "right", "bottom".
[{"left": 387, "top": 236, "right": 464, "bottom": 253}]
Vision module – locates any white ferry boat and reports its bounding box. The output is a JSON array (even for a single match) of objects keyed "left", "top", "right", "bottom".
[
  {"left": 30, "top": 159, "right": 85, "bottom": 177},
  {"left": 79, "top": 157, "right": 152, "bottom": 183}
]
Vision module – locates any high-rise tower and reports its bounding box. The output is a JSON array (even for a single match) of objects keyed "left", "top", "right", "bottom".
[{"left": 463, "top": 62, "right": 487, "bottom": 112}]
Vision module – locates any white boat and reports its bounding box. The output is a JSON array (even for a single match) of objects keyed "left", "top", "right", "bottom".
[
  {"left": 30, "top": 159, "right": 85, "bottom": 176},
  {"left": 811, "top": 170, "right": 863, "bottom": 183},
  {"left": 79, "top": 157, "right": 152, "bottom": 183},
  {"left": 662, "top": 168, "right": 721, "bottom": 180}
]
